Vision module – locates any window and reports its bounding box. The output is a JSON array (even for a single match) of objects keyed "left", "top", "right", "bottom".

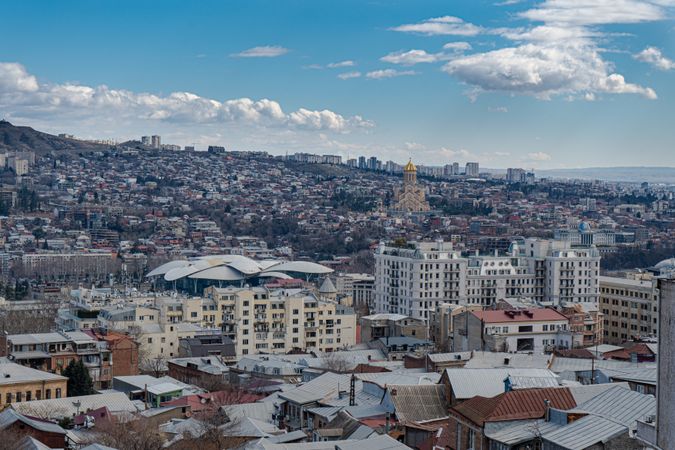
[
  {"left": 5, "top": 393, "right": 11, "bottom": 404},
  {"left": 45, "top": 389, "right": 51, "bottom": 399},
  {"left": 15, "top": 392, "right": 21, "bottom": 402},
  {"left": 518, "top": 325, "right": 533, "bottom": 333},
  {"left": 467, "top": 428, "right": 475, "bottom": 449},
  {"left": 147, "top": 337, "right": 153, "bottom": 344}
]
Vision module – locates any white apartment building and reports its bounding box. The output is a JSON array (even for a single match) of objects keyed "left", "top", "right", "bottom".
[
  {"left": 374, "top": 239, "right": 600, "bottom": 323},
  {"left": 204, "top": 286, "right": 357, "bottom": 356}
]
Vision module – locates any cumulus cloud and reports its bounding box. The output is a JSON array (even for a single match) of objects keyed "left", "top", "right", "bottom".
[
  {"left": 0, "top": 62, "right": 373, "bottom": 133},
  {"left": 231, "top": 45, "right": 289, "bottom": 58},
  {"left": 391, "top": 16, "right": 482, "bottom": 36},
  {"left": 337, "top": 71, "right": 362, "bottom": 80},
  {"left": 366, "top": 69, "right": 418, "bottom": 79},
  {"left": 527, "top": 151, "right": 552, "bottom": 161},
  {"left": 443, "top": 41, "right": 656, "bottom": 100},
  {"left": 327, "top": 60, "right": 355, "bottom": 68},
  {"left": 0, "top": 63, "right": 38, "bottom": 92},
  {"left": 488, "top": 106, "right": 508, "bottom": 113},
  {"left": 634, "top": 46, "right": 675, "bottom": 70}
]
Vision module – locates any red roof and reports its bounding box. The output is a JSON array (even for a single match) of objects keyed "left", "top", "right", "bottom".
[
  {"left": 452, "top": 387, "right": 576, "bottom": 426},
  {"left": 472, "top": 308, "right": 568, "bottom": 324}
]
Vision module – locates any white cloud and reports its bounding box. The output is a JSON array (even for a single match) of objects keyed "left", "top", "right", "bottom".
[
  {"left": 488, "top": 106, "right": 508, "bottom": 113},
  {"left": 0, "top": 63, "right": 38, "bottom": 92},
  {"left": 439, "top": 147, "right": 473, "bottom": 159},
  {"left": 337, "top": 71, "right": 362, "bottom": 80},
  {"left": 443, "top": 42, "right": 472, "bottom": 51},
  {"left": 231, "top": 45, "right": 289, "bottom": 58},
  {"left": 519, "top": 0, "right": 672, "bottom": 26},
  {"left": 493, "top": 151, "right": 511, "bottom": 156},
  {"left": 634, "top": 46, "right": 675, "bottom": 70},
  {"left": 0, "top": 62, "right": 373, "bottom": 133},
  {"left": 391, "top": 16, "right": 482, "bottom": 36},
  {"left": 381, "top": 49, "right": 442, "bottom": 65},
  {"left": 443, "top": 42, "right": 656, "bottom": 100},
  {"left": 366, "top": 69, "right": 418, "bottom": 79},
  {"left": 404, "top": 141, "right": 426, "bottom": 151},
  {"left": 527, "top": 151, "right": 552, "bottom": 161},
  {"left": 327, "top": 60, "right": 355, "bottom": 68}
]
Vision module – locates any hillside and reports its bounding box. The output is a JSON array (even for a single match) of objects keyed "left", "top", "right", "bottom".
[{"left": 0, "top": 120, "right": 110, "bottom": 154}]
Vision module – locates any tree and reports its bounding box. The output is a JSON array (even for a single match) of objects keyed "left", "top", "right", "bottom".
[
  {"left": 62, "top": 359, "right": 95, "bottom": 396},
  {"left": 87, "top": 417, "right": 164, "bottom": 450}
]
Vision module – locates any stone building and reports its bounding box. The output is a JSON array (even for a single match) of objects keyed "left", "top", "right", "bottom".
[{"left": 393, "top": 160, "right": 430, "bottom": 213}]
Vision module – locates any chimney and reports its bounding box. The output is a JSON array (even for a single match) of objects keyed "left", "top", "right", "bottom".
[
  {"left": 544, "top": 399, "right": 551, "bottom": 422},
  {"left": 385, "top": 411, "right": 391, "bottom": 433}
]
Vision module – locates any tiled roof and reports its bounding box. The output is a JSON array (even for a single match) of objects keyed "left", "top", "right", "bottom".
[{"left": 452, "top": 387, "right": 576, "bottom": 426}]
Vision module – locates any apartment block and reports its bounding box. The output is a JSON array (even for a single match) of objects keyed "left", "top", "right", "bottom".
[
  {"left": 374, "top": 238, "right": 600, "bottom": 324},
  {"left": 204, "top": 286, "right": 357, "bottom": 356},
  {"left": 599, "top": 275, "right": 659, "bottom": 345}
]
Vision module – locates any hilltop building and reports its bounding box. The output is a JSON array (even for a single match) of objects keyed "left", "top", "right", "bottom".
[{"left": 392, "top": 160, "right": 430, "bottom": 213}]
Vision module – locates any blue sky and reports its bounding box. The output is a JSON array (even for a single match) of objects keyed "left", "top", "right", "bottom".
[{"left": 0, "top": 0, "right": 674, "bottom": 169}]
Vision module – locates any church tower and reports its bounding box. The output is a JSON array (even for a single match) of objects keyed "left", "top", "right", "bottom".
[{"left": 393, "top": 159, "right": 430, "bottom": 213}]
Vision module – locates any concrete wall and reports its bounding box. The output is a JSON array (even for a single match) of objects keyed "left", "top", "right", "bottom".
[{"left": 657, "top": 278, "right": 675, "bottom": 449}]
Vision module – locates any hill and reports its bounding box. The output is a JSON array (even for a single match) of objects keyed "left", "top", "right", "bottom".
[
  {"left": 0, "top": 120, "right": 110, "bottom": 154},
  {"left": 537, "top": 167, "right": 675, "bottom": 184}
]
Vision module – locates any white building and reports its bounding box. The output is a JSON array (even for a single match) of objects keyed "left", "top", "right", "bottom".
[{"left": 374, "top": 238, "right": 600, "bottom": 323}]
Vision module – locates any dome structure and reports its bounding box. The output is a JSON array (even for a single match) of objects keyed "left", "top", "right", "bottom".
[
  {"left": 403, "top": 159, "right": 417, "bottom": 172},
  {"left": 147, "top": 255, "right": 333, "bottom": 285},
  {"left": 578, "top": 221, "right": 592, "bottom": 232},
  {"left": 655, "top": 258, "right": 675, "bottom": 272}
]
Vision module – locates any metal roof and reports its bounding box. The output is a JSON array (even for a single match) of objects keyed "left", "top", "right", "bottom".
[
  {"left": 443, "top": 368, "right": 559, "bottom": 399},
  {"left": 12, "top": 392, "right": 138, "bottom": 419},
  {"left": 485, "top": 419, "right": 562, "bottom": 445},
  {"left": 607, "top": 367, "right": 657, "bottom": 385},
  {"left": 464, "top": 352, "right": 552, "bottom": 369},
  {"left": 386, "top": 384, "right": 448, "bottom": 423},
  {"left": 0, "top": 408, "right": 66, "bottom": 435},
  {"left": 542, "top": 415, "right": 627, "bottom": 450},
  {"left": 566, "top": 382, "right": 630, "bottom": 405},
  {"left": 427, "top": 352, "right": 472, "bottom": 363},
  {"left": 335, "top": 434, "right": 411, "bottom": 450},
  {"left": 568, "top": 385, "right": 656, "bottom": 427},
  {"left": 549, "top": 356, "right": 655, "bottom": 373},
  {"left": 0, "top": 359, "right": 67, "bottom": 385}
]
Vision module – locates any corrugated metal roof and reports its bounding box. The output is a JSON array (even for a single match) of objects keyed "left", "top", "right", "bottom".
[
  {"left": 335, "top": 434, "right": 410, "bottom": 450},
  {"left": 568, "top": 385, "right": 656, "bottom": 427},
  {"left": 542, "top": 415, "right": 626, "bottom": 450},
  {"left": 485, "top": 419, "right": 562, "bottom": 445},
  {"left": 443, "top": 368, "right": 559, "bottom": 399},
  {"left": 567, "top": 382, "right": 630, "bottom": 405},
  {"left": 428, "top": 352, "right": 472, "bottom": 363},
  {"left": 356, "top": 371, "right": 440, "bottom": 387},
  {"left": 12, "top": 392, "right": 138, "bottom": 418},
  {"left": 464, "top": 352, "right": 552, "bottom": 369},
  {"left": 386, "top": 384, "right": 447, "bottom": 423},
  {"left": 453, "top": 387, "right": 576, "bottom": 426},
  {"left": 0, "top": 408, "right": 66, "bottom": 435},
  {"left": 608, "top": 367, "right": 657, "bottom": 385},
  {"left": 0, "top": 359, "right": 67, "bottom": 384},
  {"left": 549, "top": 356, "right": 655, "bottom": 373}
]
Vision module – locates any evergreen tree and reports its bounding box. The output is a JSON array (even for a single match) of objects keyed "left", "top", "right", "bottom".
[{"left": 62, "top": 359, "right": 95, "bottom": 396}]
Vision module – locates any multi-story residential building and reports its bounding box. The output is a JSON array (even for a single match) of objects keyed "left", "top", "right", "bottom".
[
  {"left": 374, "top": 238, "right": 600, "bottom": 324},
  {"left": 204, "top": 286, "right": 357, "bottom": 356},
  {"left": 465, "top": 162, "right": 479, "bottom": 177},
  {"left": 452, "top": 308, "right": 572, "bottom": 353},
  {"left": 359, "top": 313, "right": 427, "bottom": 342},
  {"left": 560, "top": 303, "right": 604, "bottom": 348},
  {"left": 0, "top": 359, "right": 67, "bottom": 405},
  {"left": 0, "top": 331, "right": 113, "bottom": 389},
  {"left": 599, "top": 275, "right": 659, "bottom": 344}
]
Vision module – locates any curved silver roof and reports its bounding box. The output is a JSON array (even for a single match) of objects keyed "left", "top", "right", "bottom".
[{"left": 147, "top": 255, "right": 333, "bottom": 282}]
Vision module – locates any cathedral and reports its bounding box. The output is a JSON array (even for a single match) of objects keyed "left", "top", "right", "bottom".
[{"left": 393, "top": 159, "right": 430, "bottom": 213}]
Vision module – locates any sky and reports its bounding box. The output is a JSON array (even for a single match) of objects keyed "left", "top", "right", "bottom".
[{"left": 0, "top": 0, "right": 674, "bottom": 169}]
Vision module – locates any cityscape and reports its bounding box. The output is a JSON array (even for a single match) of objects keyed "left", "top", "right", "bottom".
[{"left": 0, "top": 1, "right": 674, "bottom": 450}]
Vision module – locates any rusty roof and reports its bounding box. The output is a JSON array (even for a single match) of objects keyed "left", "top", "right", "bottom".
[{"left": 452, "top": 387, "right": 576, "bottom": 426}]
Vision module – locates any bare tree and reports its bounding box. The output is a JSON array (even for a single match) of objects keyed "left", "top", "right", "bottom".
[
  {"left": 0, "top": 428, "right": 27, "bottom": 450},
  {"left": 86, "top": 417, "right": 165, "bottom": 450},
  {"left": 323, "top": 352, "right": 351, "bottom": 373}
]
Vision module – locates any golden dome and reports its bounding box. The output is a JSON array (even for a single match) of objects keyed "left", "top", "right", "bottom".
[{"left": 403, "top": 159, "right": 416, "bottom": 172}]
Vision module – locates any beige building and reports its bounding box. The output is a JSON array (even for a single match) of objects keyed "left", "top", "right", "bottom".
[
  {"left": 429, "top": 303, "right": 483, "bottom": 352},
  {"left": 204, "top": 286, "right": 357, "bottom": 356},
  {"left": 599, "top": 275, "right": 659, "bottom": 345},
  {"left": 0, "top": 359, "right": 67, "bottom": 406},
  {"left": 393, "top": 160, "right": 430, "bottom": 213}
]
